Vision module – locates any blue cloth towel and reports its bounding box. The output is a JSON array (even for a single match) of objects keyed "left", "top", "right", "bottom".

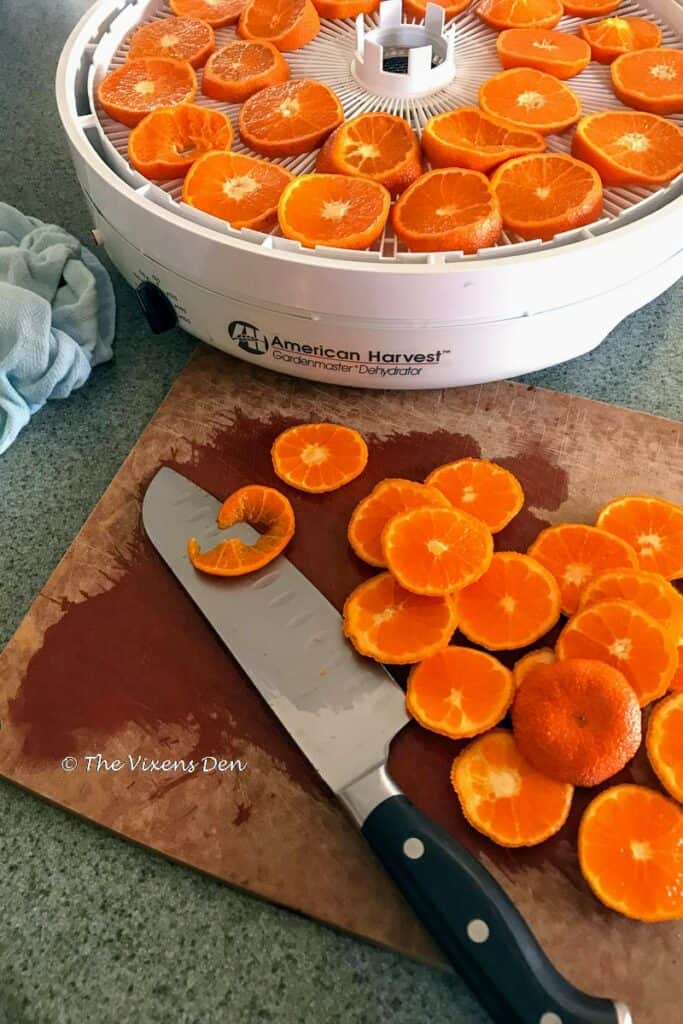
[{"left": 0, "top": 202, "right": 115, "bottom": 455}]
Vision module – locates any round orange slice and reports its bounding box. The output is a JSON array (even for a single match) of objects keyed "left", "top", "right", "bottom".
[
  {"left": 562, "top": 0, "right": 619, "bottom": 14},
  {"left": 313, "top": 0, "right": 379, "bottom": 17},
  {"left": 278, "top": 173, "right": 390, "bottom": 250},
  {"left": 572, "top": 111, "right": 683, "bottom": 186},
  {"left": 579, "top": 568, "right": 683, "bottom": 640},
  {"left": 647, "top": 692, "right": 683, "bottom": 803},
  {"left": 528, "top": 522, "right": 638, "bottom": 616},
  {"left": 611, "top": 48, "right": 683, "bottom": 115},
  {"left": 578, "top": 784, "right": 683, "bottom": 921},
  {"left": 392, "top": 168, "right": 502, "bottom": 254},
  {"left": 496, "top": 28, "right": 591, "bottom": 79},
  {"left": 202, "top": 40, "right": 289, "bottom": 102},
  {"left": 128, "top": 104, "right": 232, "bottom": 180},
  {"left": 343, "top": 572, "right": 458, "bottom": 664},
  {"left": 348, "top": 479, "right": 451, "bottom": 567},
  {"left": 381, "top": 506, "right": 494, "bottom": 596},
  {"left": 513, "top": 646, "right": 556, "bottom": 688},
  {"left": 422, "top": 107, "right": 546, "bottom": 174},
  {"left": 128, "top": 16, "right": 215, "bottom": 68},
  {"left": 404, "top": 0, "right": 473, "bottom": 19},
  {"left": 578, "top": 17, "right": 663, "bottom": 65},
  {"left": 425, "top": 458, "right": 525, "bottom": 533},
  {"left": 455, "top": 551, "right": 562, "bottom": 650},
  {"left": 316, "top": 113, "right": 422, "bottom": 196},
  {"left": 597, "top": 495, "right": 683, "bottom": 579},
  {"left": 238, "top": 0, "right": 320, "bottom": 50},
  {"left": 556, "top": 599, "right": 678, "bottom": 706},
  {"left": 451, "top": 730, "right": 574, "bottom": 847},
  {"left": 188, "top": 484, "right": 294, "bottom": 575},
  {"left": 239, "top": 79, "right": 342, "bottom": 157},
  {"left": 170, "top": 0, "right": 246, "bottom": 27},
  {"left": 479, "top": 68, "right": 582, "bottom": 134},
  {"left": 97, "top": 58, "right": 197, "bottom": 128},
  {"left": 271, "top": 422, "right": 368, "bottom": 492},
  {"left": 407, "top": 646, "right": 514, "bottom": 739},
  {"left": 477, "top": 0, "right": 563, "bottom": 31},
  {"left": 182, "top": 151, "right": 293, "bottom": 230}
]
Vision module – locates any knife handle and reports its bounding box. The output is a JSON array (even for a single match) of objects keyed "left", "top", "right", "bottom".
[{"left": 359, "top": 788, "right": 629, "bottom": 1024}]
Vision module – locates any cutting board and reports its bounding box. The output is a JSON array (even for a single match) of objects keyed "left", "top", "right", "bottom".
[{"left": 1, "top": 347, "right": 681, "bottom": 1023}]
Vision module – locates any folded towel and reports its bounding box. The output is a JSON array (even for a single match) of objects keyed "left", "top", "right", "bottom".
[{"left": 0, "top": 202, "right": 115, "bottom": 455}]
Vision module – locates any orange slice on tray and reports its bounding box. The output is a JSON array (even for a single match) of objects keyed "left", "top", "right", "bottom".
[
  {"left": 477, "top": 0, "right": 563, "bottom": 32},
  {"left": 579, "top": 784, "right": 683, "bottom": 921},
  {"left": 128, "top": 104, "right": 233, "bottom": 180},
  {"left": 556, "top": 599, "right": 678, "bottom": 706},
  {"left": 271, "top": 422, "right": 368, "bottom": 492},
  {"left": 455, "top": 551, "right": 562, "bottom": 650},
  {"left": 170, "top": 0, "right": 246, "bottom": 27},
  {"left": 188, "top": 484, "right": 295, "bottom": 575},
  {"left": 422, "top": 107, "right": 545, "bottom": 174},
  {"left": 425, "top": 458, "right": 525, "bottom": 533},
  {"left": 479, "top": 68, "right": 581, "bottom": 134},
  {"left": 128, "top": 17, "right": 215, "bottom": 68},
  {"left": 343, "top": 572, "right": 458, "bottom": 664},
  {"left": 313, "top": 0, "right": 379, "bottom": 17},
  {"left": 202, "top": 40, "right": 289, "bottom": 102},
  {"left": 513, "top": 647, "right": 556, "bottom": 688},
  {"left": 238, "top": 0, "right": 320, "bottom": 50},
  {"left": 382, "top": 506, "right": 494, "bottom": 595},
  {"left": 278, "top": 174, "right": 390, "bottom": 250},
  {"left": 392, "top": 168, "right": 502, "bottom": 253},
  {"left": 563, "top": 0, "right": 620, "bottom": 14},
  {"left": 572, "top": 111, "right": 683, "bottom": 186},
  {"left": 528, "top": 523, "right": 638, "bottom": 616},
  {"left": 491, "top": 153, "right": 603, "bottom": 241},
  {"left": 316, "top": 113, "right": 422, "bottom": 196},
  {"left": 647, "top": 692, "right": 683, "bottom": 802},
  {"left": 579, "top": 17, "right": 663, "bottom": 65},
  {"left": 404, "top": 0, "right": 473, "bottom": 19},
  {"left": 579, "top": 568, "right": 683, "bottom": 639},
  {"left": 182, "top": 151, "right": 293, "bottom": 230},
  {"left": 451, "top": 730, "right": 574, "bottom": 847},
  {"left": 512, "top": 659, "right": 642, "bottom": 785},
  {"left": 597, "top": 495, "right": 683, "bottom": 579},
  {"left": 496, "top": 28, "right": 591, "bottom": 79},
  {"left": 348, "top": 479, "right": 451, "bottom": 567},
  {"left": 97, "top": 58, "right": 197, "bottom": 128},
  {"left": 611, "top": 48, "right": 683, "bottom": 115},
  {"left": 239, "top": 79, "right": 342, "bottom": 157},
  {"left": 407, "top": 647, "right": 515, "bottom": 739}
]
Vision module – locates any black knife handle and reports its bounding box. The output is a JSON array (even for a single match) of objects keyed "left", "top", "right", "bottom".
[{"left": 361, "top": 795, "right": 627, "bottom": 1024}]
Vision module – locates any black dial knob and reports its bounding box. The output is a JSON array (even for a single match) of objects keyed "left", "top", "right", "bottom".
[{"left": 135, "top": 281, "right": 178, "bottom": 334}]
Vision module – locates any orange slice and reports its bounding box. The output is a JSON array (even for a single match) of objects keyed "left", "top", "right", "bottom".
[
  {"left": 239, "top": 79, "right": 342, "bottom": 157},
  {"left": 97, "top": 58, "right": 197, "bottom": 128},
  {"left": 513, "top": 646, "right": 556, "bottom": 688},
  {"left": 556, "top": 599, "right": 678, "bottom": 706},
  {"left": 670, "top": 647, "right": 683, "bottom": 693},
  {"left": 563, "top": 0, "right": 619, "bottom": 13},
  {"left": 348, "top": 479, "right": 451, "bottom": 567},
  {"left": 271, "top": 422, "right": 368, "bottom": 492},
  {"left": 579, "top": 568, "right": 683, "bottom": 640},
  {"left": 479, "top": 68, "right": 581, "bottom": 134},
  {"left": 578, "top": 785, "right": 683, "bottom": 921},
  {"left": 572, "top": 111, "right": 683, "bottom": 186},
  {"left": 579, "top": 17, "right": 663, "bottom": 65},
  {"left": 647, "top": 693, "right": 683, "bottom": 803},
  {"left": 188, "top": 484, "right": 294, "bottom": 575},
  {"left": 202, "top": 40, "right": 289, "bottom": 102},
  {"left": 278, "top": 173, "right": 390, "bottom": 250},
  {"left": 496, "top": 28, "right": 591, "bottom": 79},
  {"left": 404, "top": 0, "right": 473, "bottom": 19},
  {"left": 182, "top": 151, "right": 293, "bottom": 230},
  {"left": 343, "top": 572, "right": 458, "bottom": 664},
  {"left": 382, "top": 506, "right": 494, "bottom": 596},
  {"left": 407, "top": 646, "right": 514, "bottom": 739},
  {"left": 316, "top": 113, "right": 422, "bottom": 196},
  {"left": 313, "top": 0, "right": 379, "bottom": 17},
  {"left": 392, "top": 168, "right": 502, "bottom": 253},
  {"left": 128, "top": 16, "right": 215, "bottom": 68},
  {"left": 170, "top": 0, "right": 246, "bottom": 26},
  {"left": 455, "top": 551, "right": 562, "bottom": 650},
  {"left": 238, "top": 0, "right": 320, "bottom": 50},
  {"left": 451, "top": 730, "right": 574, "bottom": 847},
  {"left": 611, "top": 48, "right": 683, "bottom": 115},
  {"left": 597, "top": 495, "right": 683, "bottom": 579},
  {"left": 477, "top": 0, "right": 563, "bottom": 31},
  {"left": 528, "top": 523, "right": 638, "bottom": 616},
  {"left": 128, "top": 104, "right": 232, "bottom": 180},
  {"left": 425, "top": 458, "right": 525, "bottom": 533},
  {"left": 512, "top": 659, "right": 641, "bottom": 785},
  {"left": 422, "top": 107, "right": 545, "bottom": 174}
]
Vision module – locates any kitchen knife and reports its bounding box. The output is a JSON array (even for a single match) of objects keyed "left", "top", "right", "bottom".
[{"left": 142, "top": 467, "right": 632, "bottom": 1024}]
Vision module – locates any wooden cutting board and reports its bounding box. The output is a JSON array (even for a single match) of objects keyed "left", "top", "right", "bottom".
[{"left": 1, "top": 347, "right": 681, "bottom": 1022}]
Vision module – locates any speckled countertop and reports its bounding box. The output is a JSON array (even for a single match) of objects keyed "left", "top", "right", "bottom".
[{"left": 0, "top": 2, "right": 681, "bottom": 1022}]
